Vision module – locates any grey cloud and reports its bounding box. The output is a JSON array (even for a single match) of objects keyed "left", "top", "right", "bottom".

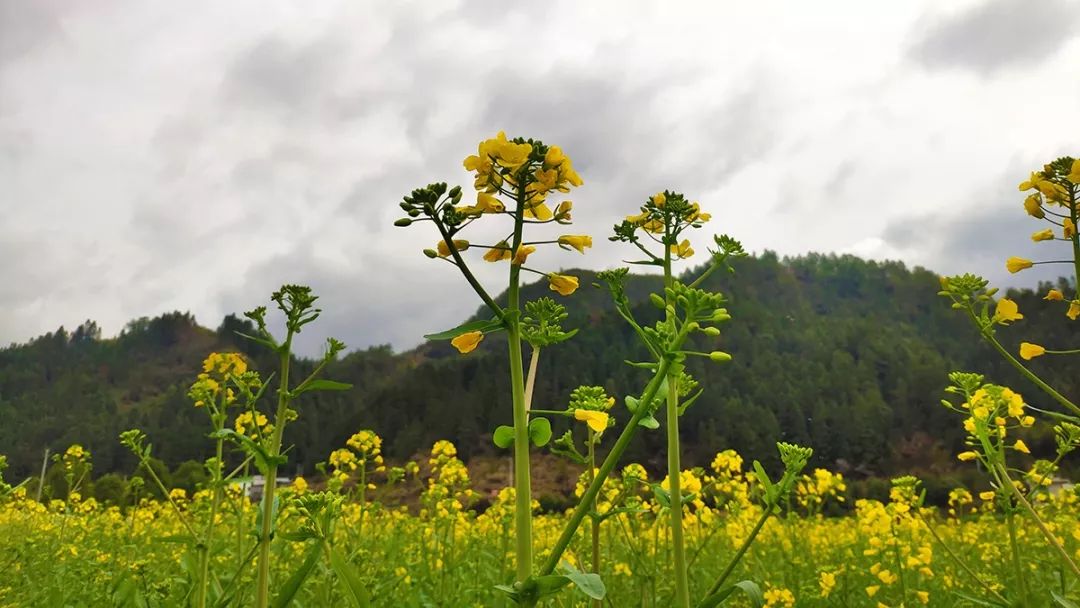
[
  {"left": 221, "top": 35, "right": 348, "bottom": 116},
  {"left": 0, "top": 1, "right": 65, "bottom": 66},
  {"left": 908, "top": 0, "right": 1080, "bottom": 75}
]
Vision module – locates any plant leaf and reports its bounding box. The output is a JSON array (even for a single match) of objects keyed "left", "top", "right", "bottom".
[
  {"left": 328, "top": 546, "right": 369, "bottom": 608},
  {"left": 493, "top": 426, "right": 515, "bottom": 449},
  {"left": 529, "top": 418, "right": 552, "bottom": 447},
  {"left": 271, "top": 541, "right": 323, "bottom": 608},
  {"left": 423, "top": 318, "right": 503, "bottom": 341}
]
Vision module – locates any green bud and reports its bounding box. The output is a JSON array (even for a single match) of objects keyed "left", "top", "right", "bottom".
[
  {"left": 665, "top": 305, "right": 676, "bottom": 317},
  {"left": 649, "top": 293, "right": 666, "bottom": 309},
  {"left": 711, "top": 309, "right": 732, "bottom": 322},
  {"left": 422, "top": 249, "right": 438, "bottom": 259},
  {"left": 394, "top": 217, "right": 413, "bottom": 227},
  {"left": 702, "top": 326, "right": 721, "bottom": 336},
  {"left": 709, "top": 351, "right": 732, "bottom": 362},
  {"left": 686, "top": 321, "right": 700, "bottom": 332}
]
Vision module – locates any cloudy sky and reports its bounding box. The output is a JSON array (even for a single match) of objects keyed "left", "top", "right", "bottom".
[{"left": 2, "top": 0, "right": 1079, "bottom": 355}]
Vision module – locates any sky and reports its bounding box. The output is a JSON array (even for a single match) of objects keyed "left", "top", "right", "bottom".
[{"left": 2, "top": 0, "right": 1079, "bottom": 355}]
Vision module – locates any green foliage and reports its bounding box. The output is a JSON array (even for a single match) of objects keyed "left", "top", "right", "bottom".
[{"left": 1, "top": 254, "right": 1077, "bottom": 485}]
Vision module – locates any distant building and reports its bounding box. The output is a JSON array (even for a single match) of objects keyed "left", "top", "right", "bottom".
[{"left": 235, "top": 475, "right": 292, "bottom": 502}]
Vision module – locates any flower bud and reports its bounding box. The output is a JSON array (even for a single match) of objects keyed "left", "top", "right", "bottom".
[
  {"left": 711, "top": 309, "right": 731, "bottom": 322},
  {"left": 649, "top": 293, "right": 666, "bottom": 309},
  {"left": 709, "top": 351, "right": 732, "bottom": 362},
  {"left": 702, "top": 326, "right": 721, "bottom": 336},
  {"left": 423, "top": 249, "right": 438, "bottom": 259},
  {"left": 394, "top": 218, "right": 413, "bottom": 227}
]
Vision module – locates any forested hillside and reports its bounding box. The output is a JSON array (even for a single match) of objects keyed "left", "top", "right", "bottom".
[{"left": 2, "top": 252, "right": 1075, "bottom": 487}]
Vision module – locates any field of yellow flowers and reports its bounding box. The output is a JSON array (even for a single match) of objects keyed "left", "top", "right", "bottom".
[{"left": 1, "top": 439, "right": 1078, "bottom": 607}]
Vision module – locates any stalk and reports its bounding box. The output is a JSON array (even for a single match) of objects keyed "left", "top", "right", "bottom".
[
  {"left": 1006, "top": 512, "right": 1031, "bottom": 608},
  {"left": 587, "top": 432, "right": 601, "bottom": 608},
  {"left": 196, "top": 430, "right": 226, "bottom": 608},
  {"left": 254, "top": 343, "right": 292, "bottom": 608},
  {"left": 540, "top": 332, "right": 687, "bottom": 576},
  {"left": 914, "top": 510, "right": 1009, "bottom": 605},
  {"left": 664, "top": 244, "right": 690, "bottom": 608},
  {"left": 508, "top": 180, "right": 533, "bottom": 583},
  {"left": 700, "top": 506, "right": 770, "bottom": 601},
  {"left": 996, "top": 463, "right": 1080, "bottom": 579}
]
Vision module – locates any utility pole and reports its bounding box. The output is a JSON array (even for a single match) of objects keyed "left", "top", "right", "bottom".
[{"left": 35, "top": 447, "right": 49, "bottom": 502}]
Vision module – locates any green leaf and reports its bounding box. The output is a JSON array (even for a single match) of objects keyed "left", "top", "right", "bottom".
[
  {"left": 558, "top": 561, "right": 605, "bottom": 600},
  {"left": 493, "top": 426, "right": 515, "bottom": 449},
  {"left": 624, "top": 396, "right": 640, "bottom": 413},
  {"left": 699, "top": 580, "right": 764, "bottom": 608},
  {"left": 651, "top": 483, "right": 671, "bottom": 508},
  {"left": 1052, "top": 592, "right": 1079, "bottom": 608},
  {"left": 210, "top": 429, "right": 286, "bottom": 475},
  {"left": 271, "top": 541, "right": 323, "bottom": 608},
  {"left": 296, "top": 379, "right": 352, "bottom": 394},
  {"left": 752, "top": 461, "right": 774, "bottom": 500},
  {"left": 529, "top": 418, "right": 552, "bottom": 446},
  {"left": 638, "top": 414, "right": 660, "bottom": 429},
  {"left": 677, "top": 388, "right": 704, "bottom": 415},
  {"left": 329, "top": 547, "right": 369, "bottom": 608},
  {"left": 533, "top": 575, "right": 573, "bottom": 599},
  {"left": 951, "top": 591, "right": 1010, "bottom": 607},
  {"left": 424, "top": 318, "right": 503, "bottom": 341}
]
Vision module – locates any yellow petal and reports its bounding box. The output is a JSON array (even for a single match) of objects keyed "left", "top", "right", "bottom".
[{"left": 450, "top": 331, "right": 484, "bottom": 354}]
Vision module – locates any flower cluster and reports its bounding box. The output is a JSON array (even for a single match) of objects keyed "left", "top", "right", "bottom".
[{"left": 794, "top": 468, "right": 848, "bottom": 516}]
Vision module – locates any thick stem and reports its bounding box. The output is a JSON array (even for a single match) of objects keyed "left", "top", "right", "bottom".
[
  {"left": 255, "top": 346, "right": 292, "bottom": 608},
  {"left": 664, "top": 246, "right": 690, "bottom": 608},
  {"left": 509, "top": 181, "right": 533, "bottom": 584}
]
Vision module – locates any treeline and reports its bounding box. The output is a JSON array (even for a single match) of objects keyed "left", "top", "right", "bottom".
[{"left": 2, "top": 252, "right": 1076, "bottom": 494}]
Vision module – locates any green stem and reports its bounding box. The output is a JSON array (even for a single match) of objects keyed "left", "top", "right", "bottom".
[
  {"left": 255, "top": 341, "right": 293, "bottom": 608},
  {"left": 509, "top": 179, "right": 533, "bottom": 585},
  {"left": 914, "top": 511, "right": 1009, "bottom": 605},
  {"left": 1006, "top": 512, "right": 1031, "bottom": 608},
  {"left": 996, "top": 463, "right": 1080, "bottom": 579},
  {"left": 973, "top": 312, "right": 1080, "bottom": 418},
  {"left": 663, "top": 242, "right": 690, "bottom": 608},
  {"left": 196, "top": 429, "right": 226, "bottom": 608},
  {"left": 588, "top": 433, "right": 601, "bottom": 608},
  {"left": 539, "top": 332, "right": 688, "bottom": 576},
  {"left": 1069, "top": 186, "right": 1079, "bottom": 298},
  {"left": 700, "top": 506, "right": 771, "bottom": 602}
]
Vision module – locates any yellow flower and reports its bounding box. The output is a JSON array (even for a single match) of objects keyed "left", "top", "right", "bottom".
[
  {"left": 992, "top": 298, "right": 1023, "bottom": 324},
  {"left": 1023, "top": 194, "right": 1044, "bottom": 218},
  {"left": 476, "top": 193, "right": 505, "bottom": 213},
  {"left": 625, "top": 211, "right": 649, "bottom": 225},
  {"left": 1013, "top": 439, "right": 1030, "bottom": 454},
  {"left": 1019, "top": 172, "right": 1041, "bottom": 191},
  {"left": 1019, "top": 342, "right": 1045, "bottom": 360},
  {"left": 1021, "top": 415, "right": 1035, "bottom": 427},
  {"left": 554, "top": 200, "right": 573, "bottom": 222},
  {"left": 1068, "top": 158, "right": 1080, "bottom": 184},
  {"left": 436, "top": 240, "right": 469, "bottom": 257},
  {"left": 450, "top": 331, "right": 484, "bottom": 354},
  {"left": 1031, "top": 228, "right": 1054, "bottom": 242},
  {"left": 574, "top": 409, "right": 610, "bottom": 433},
  {"left": 558, "top": 235, "right": 592, "bottom": 254},
  {"left": 544, "top": 146, "right": 568, "bottom": 169},
  {"left": 957, "top": 451, "right": 978, "bottom": 462},
  {"left": 669, "top": 239, "right": 694, "bottom": 259},
  {"left": 865, "top": 585, "right": 880, "bottom": 598},
  {"left": 651, "top": 192, "right": 666, "bottom": 207},
  {"left": 1006, "top": 257, "right": 1033, "bottom": 273},
  {"left": 963, "top": 417, "right": 976, "bottom": 433},
  {"left": 1045, "top": 289, "right": 1064, "bottom": 301},
  {"left": 916, "top": 590, "right": 930, "bottom": 604},
  {"left": 1066, "top": 218, "right": 1078, "bottom": 239},
  {"left": 1069, "top": 300, "right": 1080, "bottom": 320},
  {"left": 548, "top": 274, "right": 579, "bottom": 296},
  {"left": 524, "top": 202, "right": 554, "bottom": 221},
  {"left": 979, "top": 490, "right": 995, "bottom": 501},
  {"left": 512, "top": 245, "right": 535, "bottom": 265},
  {"left": 483, "top": 242, "right": 512, "bottom": 262},
  {"left": 292, "top": 476, "right": 308, "bottom": 494}
]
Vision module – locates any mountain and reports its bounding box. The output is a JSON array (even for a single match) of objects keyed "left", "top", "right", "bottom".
[{"left": 2, "top": 252, "right": 1076, "bottom": 496}]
